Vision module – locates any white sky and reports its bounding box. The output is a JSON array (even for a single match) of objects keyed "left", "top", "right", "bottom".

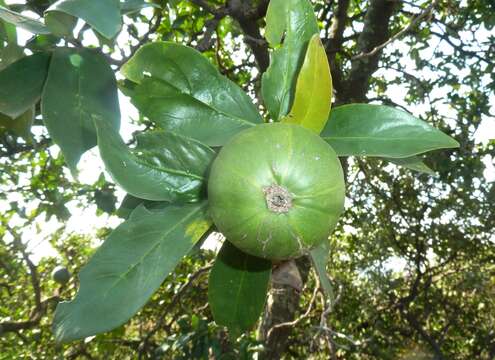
[{"left": 2, "top": 3, "right": 494, "bottom": 266}]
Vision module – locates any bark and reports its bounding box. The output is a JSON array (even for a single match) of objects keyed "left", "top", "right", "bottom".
[
  {"left": 257, "top": 257, "right": 311, "bottom": 360},
  {"left": 341, "top": 0, "right": 398, "bottom": 102},
  {"left": 227, "top": 0, "right": 270, "bottom": 71}
]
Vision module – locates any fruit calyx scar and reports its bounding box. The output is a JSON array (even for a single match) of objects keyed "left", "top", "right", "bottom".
[{"left": 263, "top": 184, "right": 293, "bottom": 213}]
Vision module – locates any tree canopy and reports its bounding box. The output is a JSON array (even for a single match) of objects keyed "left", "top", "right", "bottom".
[{"left": 0, "top": 0, "right": 494, "bottom": 359}]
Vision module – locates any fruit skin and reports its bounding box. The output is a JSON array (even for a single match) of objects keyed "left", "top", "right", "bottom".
[
  {"left": 52, "top": 266, "right": 71, "bottom": 285},
  {"left": 208, "top": 123, "right": 345, "bottom": 260}
]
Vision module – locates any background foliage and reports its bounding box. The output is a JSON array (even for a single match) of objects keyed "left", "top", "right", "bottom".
[{"left": 0, "top": 0, "right": 494, "bottom": 359}]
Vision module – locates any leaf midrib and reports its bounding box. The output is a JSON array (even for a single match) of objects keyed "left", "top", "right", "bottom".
[
  {"left": 322, "top": 135, "right": 452, "bottom": 143},
  {"left": 100, "top": 204, "right": 205, "bottom": 300},
  {"left": 142, "top": 76, "right": 258, "bottom": 128}
]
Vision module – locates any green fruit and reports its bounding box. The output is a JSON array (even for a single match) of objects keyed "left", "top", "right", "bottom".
[
  {"left": 208, "top": 123, "right": 345, "bottom": 260},
  {"left": 52, "top": 266, "right": 71, "bottom": 284}
]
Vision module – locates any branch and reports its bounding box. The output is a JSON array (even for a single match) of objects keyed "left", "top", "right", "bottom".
[
  {"left": 0, "top": 295, "right": 60, "bottom": 334},
  {"left": 227, "top": 0, "right": 270, "bottom": 72},
  {"left": 196, "top": 18, "right": 222, "bottom": 52},
  {"left": 353, "top": 0, "right": 439, "bottom": 60},
  {"left": 265, "top": 274, "right": 319, "bottom": 339},
  {"left": 343, "top": 0, "right": 398, "bottom": 102},
  {"left": 189, "top": 0, "right": 226, "bottom": 17},
  {"left": 324, "top": 0, "right": 350, "bottom": 97}
]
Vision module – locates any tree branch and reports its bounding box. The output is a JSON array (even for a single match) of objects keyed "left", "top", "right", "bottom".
[
  {"left": 353, "top": 0, "right": 439, "bottom": 60},
  {"left": 343, "top": 0, "right": 398, "bottom": 102},
  {"left": 324, "top": 0, "right": 350, "bottom": 98}
]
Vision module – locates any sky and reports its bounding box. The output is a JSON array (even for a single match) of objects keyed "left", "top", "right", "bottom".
[{"left": 2, "top": 2, "right": 494, "bottom": 266}]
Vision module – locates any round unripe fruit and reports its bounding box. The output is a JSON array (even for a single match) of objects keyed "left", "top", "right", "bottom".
[
  {"left": 208, "top": 123, "right": 345, "bottom": 260},
  {"left": 52, "top": 266, "right": 71, "bottom": 285}
]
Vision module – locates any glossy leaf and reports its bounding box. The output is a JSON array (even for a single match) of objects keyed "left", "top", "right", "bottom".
[
  {"left": 261, "top": 0, "right": 318, "bottom": 121},
  {"left": 116, "top": 194, "right": 165, "bottom": 219},
  {"left": 310, "top": 242, "right": 334, "bottom": 304},
  {"left": 120, "top": 0, "right": 159, "bottom": 14},
  {"left": 0, "top": 107, "right": 34, "bottom": 140},
  {"left": 95, "top": 122, "right": 214, "bottom": 202},
  {"left": 0, "top": 52, "right": 50, "bottom": 118},
  {"left": 121, "top": 42, "right": 262, "bottom": 146},
  {"left": 42, "top": 48, "right": 120, "bottom": 173},
  {"left": 135, "top": 130, "right": 216, "bottom": 176},
  {"left": 208, "top": 241, "right": 271, "bottom": 336},
  {"left": 45, "top": 0, "right": 121, "bottom": 39},
  {"left": 321, "top": 104, "right": 460, "bottom": 158},
  {"left": 0, "top": 5, "right": 50, "bottom": 34},
  {"left": 53, "top": 202, "right": 211, "bottom": 342},
  {"left": 282, "top": 34, "right": 332, "bottom": 134},
  {"left": 385, "top": 156, "right": 435, "bottom": 175}
]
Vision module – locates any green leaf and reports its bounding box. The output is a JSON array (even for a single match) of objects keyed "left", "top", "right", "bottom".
[
  {"left": 0, "top": 43, "right": 24, "bottom": 70},
  {"left": 42, "top": 48, "right": 120, "bottom": 173},
  {"left": 310, "top": 242, "right": 334, "bottom": 304},
  {"left": 0, "top": 0, "right": 17, "bottom": 44},
  {"left": 208, "top": 241, "right": 271, "bottom": 336},
  {"left": 0, "top": 20, "right": 17, "bottom": 44},
  {"left": 282, "top": 34, "right": 332, "bottom": 134},
  {"left": 0, "top": 5, "right": 50, "bottom": 34},
  {"left": 116, "top": 193, "right": 165, "bottom": 219},
  {"left": 44, "top": 10, "right": 77, "bottom": 37},
  {"left": 121, "top": 42, "right": 263, "bottom": 146},
  {"left": 120, "top": 0, "right": 159, "bottom": 14},
  {"left": 95, "top": 122, "right": 214, "bottom": 202},
  {"left": 321, "top": 104, "right": 460, "bottom": 158},
  {"left": 135, "top": 130, "right": 215, "bottom": 176},
  {"left": 0, "top": 107, "right": 34, "bottom": 140},
  {"left": 385, "top": 156, "right": 435, "bottom": 175},
  {"left": 0, "top": 52, "right": 50, "bottom": 118},
  {"left": 25, "top": 34, "right": 60, "bottom": 52},
  {"left": 45, "top": 0, "right": 121, "bottom": 39},
  {"left": 53, "top": 202, "right": 212, "bottom": 342},
  {"left": 261, "top": 0, "right": 318, "bottom": 121}
]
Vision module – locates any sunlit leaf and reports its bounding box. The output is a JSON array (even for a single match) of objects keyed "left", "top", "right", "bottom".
[
  {"left": 321, "top": 104, "right": 460, "bottom": 158},
  {"left": 95, "top": 122, "right": 214, "bottom": 202},
  {"left": 282, "top": 34, "right": 332, "bottom": 134},
  {"left": 53, "top": 202, "right": 211, "bottom": 342},
  {"left": 121, "top": 42, "right": 263, "bottom": 146},
  {"left": 262, "top": 0, "right": 318, "bottom": 121}
]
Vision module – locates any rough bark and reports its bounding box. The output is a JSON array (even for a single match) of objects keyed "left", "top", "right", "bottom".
[{"left": 257, "top": 257, "right": 311, "bottom": 360}]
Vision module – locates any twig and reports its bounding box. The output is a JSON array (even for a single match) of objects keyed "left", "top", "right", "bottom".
[{"left": 353, "top": 0, "right": 439, "bottom": 60}]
